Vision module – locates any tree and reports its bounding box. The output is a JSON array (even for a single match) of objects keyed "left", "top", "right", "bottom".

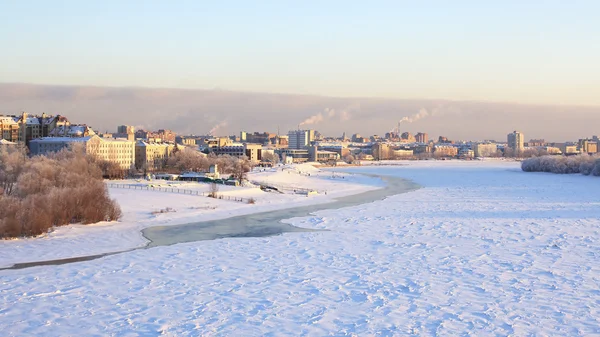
[
  {"left": 0, "top": 145, "right": 27, "bottom": 196},
  {"left": 343, "top": 154, "right": 355, "bottom": 164},
  {"left": 232, "top": 156, "right": 253, "bottom": 183},
  {"left": 0, "top": 146, "right": 122, "bottom": 239},
  {"left": 262, "top": 152, "right": 280, "bottom": 164}
]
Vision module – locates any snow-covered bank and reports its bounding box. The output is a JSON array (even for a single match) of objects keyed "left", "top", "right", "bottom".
[
  {"left": 2, "top": 161, "right": 600, "bottom": 336},
  {"left": 0, "top": 164, "right": 382, "bottom": 268}
]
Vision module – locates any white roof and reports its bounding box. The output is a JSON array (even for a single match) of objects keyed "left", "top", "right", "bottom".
[
  {"left": 136, "top": 141, "right": 171, "bottom": 147},
  {"left": 30, "top": 137, "right": 91, "bottom": 143},
  {"left": 180, "top": 172, "right": 207, "bottom": 178},
  {"left": 0, "top": 116, "right": 18, "bottom": 124},
  {"left": 0, "top": 139, "right": 17, "bottom": 145}
]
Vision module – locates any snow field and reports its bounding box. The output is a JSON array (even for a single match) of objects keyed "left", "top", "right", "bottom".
[
  {"left": 0, "top": 163, "right": 381, "bottom": 268},
  {"left": 2, "top": 161, "right": 600, "bottom": 335}
]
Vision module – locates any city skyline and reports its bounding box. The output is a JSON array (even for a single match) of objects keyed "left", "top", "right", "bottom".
[{"left": 0, "top": 82, "right": 598, "bottom": 142}]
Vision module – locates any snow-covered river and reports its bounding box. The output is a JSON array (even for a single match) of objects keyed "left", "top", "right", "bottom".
[
  {"left": 2, "top": 174, "right": 419, "bottom": 270},
  {"left": 143, "top": 174, "right": 419, "bottom": 247}
]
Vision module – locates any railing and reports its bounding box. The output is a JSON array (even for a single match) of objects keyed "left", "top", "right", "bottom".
[{"left": 106, "top": 183, "right": 252, "bottom": 203}]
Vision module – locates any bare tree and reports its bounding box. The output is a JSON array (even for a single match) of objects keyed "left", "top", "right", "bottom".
[
  {"left": 262, "top": 152, "right": 280, "bottom": 164},
  {"left": 0, "top": 145, "right": 27, "bottom": 196},
  {"left": 231, "top": 156, "right": 252, "bottom": 183},
  {"left": 0, "top": 147, "right": 122, "bottom": 239},
  {"left": 343, "top": 154, "right": 355, "bottom": 164}
]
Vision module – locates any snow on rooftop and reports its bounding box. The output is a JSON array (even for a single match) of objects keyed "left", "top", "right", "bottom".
[
  {"left": 30, "top": 136, "right": 91, "bottom": 143},
  {"left": 0, "top": 116, "right": 18, "bottom": 124}
]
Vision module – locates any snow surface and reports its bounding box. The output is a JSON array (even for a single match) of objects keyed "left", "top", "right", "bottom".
[
  {"left": 0, "top": 163, "right": 381, "bottom": 268},
  {"left": 2, "top": 161, "right": 600, "bottom": 336}
]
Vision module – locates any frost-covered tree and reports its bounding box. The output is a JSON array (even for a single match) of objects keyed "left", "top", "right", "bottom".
[
  {"left": 522, "top": 154, "right": 600, "bottom": 175},
  {"left": 0, "top": 147, "right": 121, "bottom": 239}
]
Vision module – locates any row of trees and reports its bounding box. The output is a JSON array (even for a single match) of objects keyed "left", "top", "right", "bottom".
[
  {"left": 0, "top": 146, "right": 122, "bottom": 239},
  {"left": 166, "top": 151, "right": 254, "bottom": 183},
  {"left": 522, "top": 154, "right": 600, "bottom": 175}
]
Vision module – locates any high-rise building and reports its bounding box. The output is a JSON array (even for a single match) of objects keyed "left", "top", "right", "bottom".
[
  {"left": 372, "top": 143, "right": 390, "bottom": 160},
  {"left": 288, "top": 130, "right": 309, "bottom": 149},
  {"left": 117, "top": 125, "right": 134, "bottom": 135},
  {"left": 400, "top": 132, "right": 416, "bottom": 143},
  {"left": 507, "top": 131, "right": 524, "bottom": 153},
  {"left": 415, "top": 132, "right": 428, "bottom": 143},
  {"left": 116, "top": 125, "right": 135, "bottom": 141},
  {"left": 288, "top": 130, "right": 315, "bottom": 149}
]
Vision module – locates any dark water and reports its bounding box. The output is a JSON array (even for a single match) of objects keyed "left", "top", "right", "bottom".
[{"left": 1, "top": 174, "right": 419, "bottom": 270}]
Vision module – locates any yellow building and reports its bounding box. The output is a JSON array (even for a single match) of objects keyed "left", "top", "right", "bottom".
[
  {"left": 0, "top": 116, "right": 19, "bottom": 142},
  {"left": 1, "top": 112, "right": 70, "bottom": 144},
  {"left": 434, "top": 145, "right": 458, "bottom": 157},
  {"left": 30, "top": 135, "right": 135, "bottom": 170},
  {"left": 579, "top": 139, "right": 598, "bottom": 154},
  {"left": 473, "top": 143, "right": 498, "bottom": 158},
  {"left": 391, "top": 149, "right": 414, "bottom": 158},
  {"left": 135, "top": 141, "right": 177, "bottom": 171}
]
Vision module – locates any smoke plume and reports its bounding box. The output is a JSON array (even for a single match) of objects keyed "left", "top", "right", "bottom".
[
  {"left": 399, "top": 108, "right": 432, "bottom": 124},
  {"left": 209, "top": 120, "right": 228, "bottom": 136},
  {"left": 299, "top": 106, "right": 355, "bottom": 126}
]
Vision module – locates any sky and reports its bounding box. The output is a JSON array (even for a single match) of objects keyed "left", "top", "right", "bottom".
[
  {"left": 1, "top": 1, "right": 599, "bottom": 105},
  {"left": 0, "top": 1, "right": 599, "bottom": 140}
]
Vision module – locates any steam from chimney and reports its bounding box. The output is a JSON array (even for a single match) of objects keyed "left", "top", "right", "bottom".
[
  {"left": 299, "top": 112, "right": 325, "bottom": 126},
  {"left": 209, "top": 120, "right": 228, "bottom": 136},
  {"left": 399, "top": 108, "right": 431, "bottom": 124},
  {"left": 299, "top": 106, "right": 355, "bottom": 126}
]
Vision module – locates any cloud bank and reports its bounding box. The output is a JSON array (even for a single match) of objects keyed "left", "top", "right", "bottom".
[{"left": 0, "top": 83, "right": 598, "bottom": 142}]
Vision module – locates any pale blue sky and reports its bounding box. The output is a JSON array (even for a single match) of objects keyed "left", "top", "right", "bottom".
[{"left": 1, "top": 1, "right": 599, "bottom": 105}]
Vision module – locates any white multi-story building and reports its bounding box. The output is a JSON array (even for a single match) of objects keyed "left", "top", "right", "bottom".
[
  {"left": 507, "top": 131, "right": 524, "bottom": 153},
  {"left": 288, "top": 130, "right": 315, "bottom": 149}
]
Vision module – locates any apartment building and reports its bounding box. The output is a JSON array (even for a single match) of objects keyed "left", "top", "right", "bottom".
[
  {"left": 579, "top": 139, "right": 598, "bottom": 154},
  {"left": 434, "top": 145, "right": 458, "bottom": 157},
  {"left": 372, "top": 143, "right": 390, "bottom": 160},
  {"left": 211, "top": 143, "right": 262, "bottom": 162},
  {"left": 30, "top": 135, "right": 135, "bottom": 170},
  {"left": 288, "top": 130, "right": 315, "bottom": 149},
  {"left": 507, "top": 131, "right": 525, "bottom": 153},
  {"left": 0, "top": 112, "right": 69, "bottom": 144},
  {"left": 135, "top": 141, "right": 177, "bottom": 171},
  {"left": 473, "top": 143, "right": 498, "bottom": 158},
  {"left": 415, "top": 132, "right": 428, "bottom": 143},
  {"left": 0, "top": 116, "right": 19, "bottom": 142}
]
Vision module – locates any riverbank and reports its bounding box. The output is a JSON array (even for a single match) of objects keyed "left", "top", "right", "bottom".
[{"left": 0, "top": 163, "right": 384, "bottom": 268}]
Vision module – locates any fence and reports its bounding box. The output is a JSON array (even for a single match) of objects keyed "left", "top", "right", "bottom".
[
  {"left": 251, "top": 181, "right": 326, "bottom": 195},
  {"left": 106, "top": 183, "right": 253, "bottom": 203}
]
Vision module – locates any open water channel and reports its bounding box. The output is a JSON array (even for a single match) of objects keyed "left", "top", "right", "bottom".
[{"left": 2, "top": 174, "right": 419, "bottom": 270}]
